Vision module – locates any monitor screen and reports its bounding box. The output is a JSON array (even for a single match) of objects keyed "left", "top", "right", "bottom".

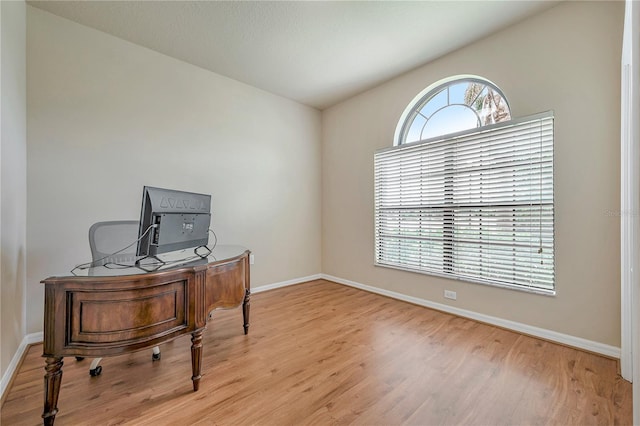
[{"left": 136, "top": 186, "right": 211, "bottom": 257}]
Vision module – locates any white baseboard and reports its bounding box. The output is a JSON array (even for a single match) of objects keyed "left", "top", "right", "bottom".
[
  {"left": 25, "top": 332, "right": 44, "bottom": 345},
  {"left": 322, "top": 274, "right": 621, "bottom": 359},
  {"left": 252, "top": 274, "right": 322, "bottom": 294},
  {"left": 1, "top": 332, "right": 43, "bottom": 400}
]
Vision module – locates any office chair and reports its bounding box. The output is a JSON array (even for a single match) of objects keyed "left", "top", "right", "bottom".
[{"left": 81, "top": 220, "right": 161, "bottom": 376}]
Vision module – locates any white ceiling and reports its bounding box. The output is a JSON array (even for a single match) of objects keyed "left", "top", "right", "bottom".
[{"left": 28, "top": 1, "right": 559, "bottom": 110}]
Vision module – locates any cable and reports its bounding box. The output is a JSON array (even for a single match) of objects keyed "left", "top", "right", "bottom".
[
  {"left": 71, "top": 225, "right": 220, "bottom": 274},
  {"left": 70, "top": 224, "right": 157, "bottom": 274},
  {"left": 208, "top": 228, "right": 218, "bottom": 251},
  {"left": 138, "top": 228, "right": 218, "bottom": 264},
  {"left": 103, "top": 261, "right": 138, "bottom": 269},
  {"left": 192, "top": 228, "right": 218, "bottom": 259}
]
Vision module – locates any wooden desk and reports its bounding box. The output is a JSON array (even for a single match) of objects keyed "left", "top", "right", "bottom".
[{"left": 40, "top": 246, "right": 250, "bottom": 425}]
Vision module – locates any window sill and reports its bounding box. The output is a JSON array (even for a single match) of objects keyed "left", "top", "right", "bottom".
[{"left": 374, "top": 262, "right": 556, "bottom": 297}]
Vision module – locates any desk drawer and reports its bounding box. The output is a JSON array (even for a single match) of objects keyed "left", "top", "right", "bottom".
[{"left": 67, "top": 279, "right": 188, "bottom": 346}]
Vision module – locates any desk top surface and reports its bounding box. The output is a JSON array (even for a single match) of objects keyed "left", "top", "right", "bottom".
[{"left": 49, "top": 245, "right": 249, "bottom": 279}]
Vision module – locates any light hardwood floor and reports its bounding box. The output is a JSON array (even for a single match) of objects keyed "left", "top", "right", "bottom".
[{"left": 1, "top": 280, "right": 632, "bottom": 425}]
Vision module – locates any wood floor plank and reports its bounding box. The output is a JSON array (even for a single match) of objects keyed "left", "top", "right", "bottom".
[{"left": 1, "top": 280, "right": 632, "bottom": 425}]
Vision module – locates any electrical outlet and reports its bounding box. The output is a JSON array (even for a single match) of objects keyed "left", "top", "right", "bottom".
[
  {"left": 249, "top": 254, "right": 255, "bottom": 265},
  {"left": 444, "top": 290, "right": 457, "bottom": 300}
]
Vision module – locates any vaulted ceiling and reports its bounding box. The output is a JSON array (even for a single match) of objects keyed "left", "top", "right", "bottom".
[{"left": 28, "top": 1, "right": 559, "bottom": 109}]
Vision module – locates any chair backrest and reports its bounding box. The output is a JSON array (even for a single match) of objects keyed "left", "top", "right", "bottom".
[{"left": 88, "top": 220, "right": 139, "bottom": 266}]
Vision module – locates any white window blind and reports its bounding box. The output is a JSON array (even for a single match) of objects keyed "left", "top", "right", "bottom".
[{"left": 375, "top": 112, "right": 554, "bottom": 294}]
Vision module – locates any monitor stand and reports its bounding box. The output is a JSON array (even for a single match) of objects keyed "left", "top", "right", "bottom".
[
  {"left": 135, "top": 255, "right": 165, "bottom": 272},
  {"left": 194, "top": 245, "right": 212, "bottom": 259}
]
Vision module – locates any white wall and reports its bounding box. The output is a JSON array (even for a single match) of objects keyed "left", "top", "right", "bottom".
[
  {"left": 322, "top": 1, "right": 624, "bottom": 347},
  {"left": 1, "top": 0, "right": 27, "bottom": 382},
  {"left": 26, "top": 7, "right": 322, "bottom": 334}
]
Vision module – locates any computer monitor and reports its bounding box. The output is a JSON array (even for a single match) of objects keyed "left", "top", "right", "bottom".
[{"left": 136, "top": 186, "right": 211, "bottom": 258}]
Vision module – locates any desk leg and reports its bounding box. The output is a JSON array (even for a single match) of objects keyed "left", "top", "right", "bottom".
[
  {"left": 243, "top": 289, "right": 251, "bottom": 335},
  {"left": 191, "top": 330, "right": 203, "bottom": 391},
  {"left": 42, "top": 357, "right": 63, "bottom": 426}
]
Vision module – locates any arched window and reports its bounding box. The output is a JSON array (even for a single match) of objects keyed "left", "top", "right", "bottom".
[
  {"left": 376, "top": 77, "right": 554, "bottom": 294},
  {"left": 396, "top": 77, "right": 511, "bottom": 145}
]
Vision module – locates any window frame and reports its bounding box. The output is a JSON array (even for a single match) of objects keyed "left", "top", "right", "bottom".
[{"left": 395, "top": 76, "right": 512, "bottom": 146}]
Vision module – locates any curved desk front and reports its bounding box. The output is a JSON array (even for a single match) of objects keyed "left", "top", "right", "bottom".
[{"left": 41, "top": 245, "right": 251, "bottom": 425}]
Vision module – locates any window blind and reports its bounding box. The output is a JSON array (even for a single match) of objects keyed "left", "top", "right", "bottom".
[{"left": 374, "top": 112, "right": 554, "bottom": 294}]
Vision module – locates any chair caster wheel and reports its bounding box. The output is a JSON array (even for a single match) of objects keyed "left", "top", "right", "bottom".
[
  {"left": 152, "top": 353, "right": 161, "bottom": 361},
  {"left": 75, "top": 357, "right": 85, "bottom": 361},
  {"left": 89, "top": 366, "right": 102, "bottom": 377}
]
